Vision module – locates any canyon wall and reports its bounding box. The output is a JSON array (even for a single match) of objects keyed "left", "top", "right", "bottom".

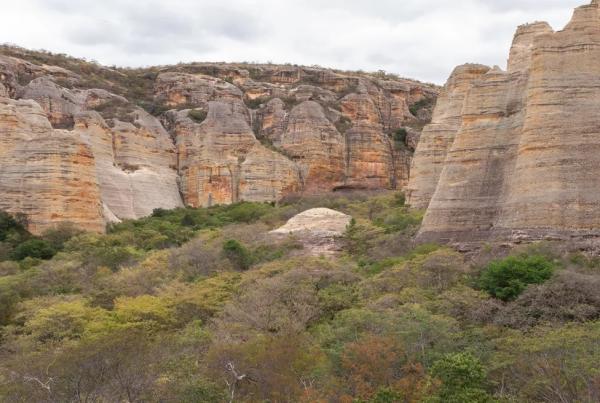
[
  {"left": 410, "top": 0, "right": 600, "bottom": 245},
  {"left": 0, "top": 50, "right": 437, "bottom": 233}
]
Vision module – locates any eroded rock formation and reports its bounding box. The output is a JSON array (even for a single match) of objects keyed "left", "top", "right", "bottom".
[
  {"left": 0, "top": 47, "right": 437, "bottom": 233},
  {"left": 0, "top": 98, "right": 104, "bottom": 234},
  {"left": 411, "top": 0, "right": 600, "bottom": 245},
  {"left": 270, "top": 208, "right": 352, "bottom": 256}
]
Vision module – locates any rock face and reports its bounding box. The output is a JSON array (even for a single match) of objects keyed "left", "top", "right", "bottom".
[
  {"left": 76, "top": 111, "right": 183, "bottom": 222},
  {"left": 0, "top": 98, "right": 104, "bottom": 234},
  {"left": 270, "top": 208, "right": 352, "bottom": 256},
  {"left": 0, "top": 46, "right": 437, "bottom": 233},
  {"left": 411, "top": 1, "right": 600, "bottom": 245},
  {"left": 168, "top": 100, "right": 300, "bottom": 207},
  {"left": 406, "top": 64, "right": 491, "bottom": 209},
  {"left": 280, "top": 101, "right": 345, "bottom": 191}
]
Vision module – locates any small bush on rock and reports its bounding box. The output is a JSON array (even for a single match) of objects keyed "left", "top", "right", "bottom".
[{"left": 188, "top": 109, "right": 207, "bottom": 123}]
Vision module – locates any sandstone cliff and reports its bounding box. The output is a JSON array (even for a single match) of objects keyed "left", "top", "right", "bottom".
[
  {"left": 0, "top": 48, "right": 437, "bottom": 233},
  {"left": 410, "top": 0, "right": 600, "bottom": 245}
]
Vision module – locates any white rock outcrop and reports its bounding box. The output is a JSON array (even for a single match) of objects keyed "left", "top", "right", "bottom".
[{"left": 270, "top": 208, "right": 352, "bottom": 256}]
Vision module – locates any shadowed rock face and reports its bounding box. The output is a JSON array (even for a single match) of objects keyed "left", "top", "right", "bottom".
[
  {"left": 0, "top": 50, "right": 437, "bottom": 233},
  {"left": 412, "top": 1, "right": 600, "bottom": 246}
]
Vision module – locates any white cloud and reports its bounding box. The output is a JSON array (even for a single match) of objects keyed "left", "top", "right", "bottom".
[{"left": 0, "top": 0, "right": 588, "bottom": 83}]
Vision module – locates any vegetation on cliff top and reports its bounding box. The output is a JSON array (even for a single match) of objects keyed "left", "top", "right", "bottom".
[
  {"left": 1, "top": 192, "right": 599, "bottom": 402},
  {"left": 0, "top": 44, "right": 439, "bottom": 119}
]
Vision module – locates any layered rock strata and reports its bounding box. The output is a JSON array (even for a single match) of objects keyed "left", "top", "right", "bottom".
[
  {"left": 0, "top": 98, "right": 104, "bottom": 233},
  {"left": 0, "top": 49, "right": 437, "bottom": 232},
  {"left": 411, "top": 1, "right": 600, "bottom": 245},
  {"left": 167, "top": 100, "right": 300, "bottom": 207},
  {"left": 406, "top": 64, "right": 491, "bottom": 209}
]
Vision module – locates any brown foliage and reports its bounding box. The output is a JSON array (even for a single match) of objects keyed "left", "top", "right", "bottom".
[
  {"left": 495, "top": 270, "right": 600, "bottom": 329},
  {"left": 340, "top": 335, "right": 426, "bottom": 401}
]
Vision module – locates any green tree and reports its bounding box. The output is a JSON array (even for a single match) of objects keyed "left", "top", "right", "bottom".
[
  {"left": 479, "top": 255, "right": 555, "bottom": 301},
  {"left": 0, "top": 211, "right": 30, "bottom": 250},
  {"left": 222, "top": 240, "right": 253, "bottom": 271},
  {"left": 429, "top": 352, "right": 494, "bottom": 403},
  {"left": 10, "top": 239, "right": 56, "bottom": 261},
  {"left": 41, "top": 223, "right": 82, "bottom": 251}
]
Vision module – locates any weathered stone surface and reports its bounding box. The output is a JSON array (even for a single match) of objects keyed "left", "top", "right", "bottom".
[
  {"left": 407, "top": 64, "right": 491, "bottom": 209},
  {"left": 163, "top": 65, "right": 438, "bottom": 198},
  {"left": 0, "top": 98, "right": 104, "bottom": 234},
  {"left": 270, "top": 208, "right": 352, "bottom": 256},
  {"left": 1, "top": 73, "right": 183, "bottom": 229},
  {"left": 0, "top": 55, "right": 80, "bottom": 99},
  {"left": 341, "top": 93, "right": 395, "bottom": 190},
  {"left": 414, "top": 1, "right": 600, "bottom": 245},
  {"left": 0, "top": 48, "right": 437, "bottom": 232},
  {"left": 18, "top": 77, "right": 134, "bottom": 130},
  {"left": 255, "top": 98, "right": 287, "bottom": 147},
  {"left": 76, "top": 111, "right": 183, "bottom": 222},
  {"left": 280, "top": 101, "right": 345, "bottom": 191},
  {"left": 16, "top": 77, "right": 184, "bottom": 223},
  {"left": 169, "top": 100, "right": 300, "bottom": 207},
  {"left": 154, "top": 72, "right": 243, "bottom": 109}
]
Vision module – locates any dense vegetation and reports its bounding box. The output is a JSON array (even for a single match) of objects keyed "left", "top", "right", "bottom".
[{"left": 1, "top": 192, "right": 600, "bottom": 402}]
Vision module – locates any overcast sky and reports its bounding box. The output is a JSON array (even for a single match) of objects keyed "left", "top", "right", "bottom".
[{"left": 0, "top": 0, "right": 588, "bottom": 84}]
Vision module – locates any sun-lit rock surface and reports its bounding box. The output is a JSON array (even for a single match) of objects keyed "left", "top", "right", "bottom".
[
  {"left": 0, "top": 98, "right": 104, "bottom": 234},
  {"left": 406, "top": 64, "right": 491, "bottom": 209},
  {"left": 270, "top": 208, "right": 352, "bottom": 256},
  {"left": 413, "top": 1, "right": 600, "bottom": 245}
]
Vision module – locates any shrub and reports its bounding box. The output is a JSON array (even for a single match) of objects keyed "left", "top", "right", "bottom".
[
  {"left": 180, "top": 212, "right": 196, "bottom": 227},
  {"left": 151, "top": 208, "right": 168, "bottom": 217},
  {"left": 340, "top": 335, "right": 407, "bottom": 399},
  {"left": 0, "top": 211, "right": 29, "bottom": 244},
  {"left": 373, "top": 209, "right": 423, "bottom": 233},
  {"left": 335, "top": 116, "right": 353, "bottom": 134},
  {"left": 409, "top": 98, "right": 434, "bottom": 117},
  {"left": 138, "top": 100, "right": 169, "bottom": 116},
  {"left": 224, "top": 202, "right": 273, "bottom": 224},
  {"left": 495, "top": 270, "right": 600, "bottom": 328},
  {"left": 222, "top": 240, "right": 253, "bottom": 271},
  {"left": 392, "top": 128, "right": 407, "bottom": 147},
  {"left": 479, "top": 254, "right": 555, "bottom": 301},
  {"left": 415, "top": 249, "right": 469, "bottom": 291},
  {"left": 429, "top": 352, "right": 493, "bottom": 403},
  {"left": 169, "top": 238, "right": 223, "bottom": 281},
  {"left": 10, "top": 238, "right": 56, "bottom": 261},
  {"left": 188, "top": 109, "right": 207, "bottom": 123},
  {"left": 41, "top": 223, "right": 83, "bottom": 251},
  {"left": 394, "top": 192, "right": 406, "bottom": 207},
  {"left": 64, "top": 233, "right": 143, "bottom": 270}
]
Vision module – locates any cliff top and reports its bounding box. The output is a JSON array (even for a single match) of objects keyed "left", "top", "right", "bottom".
[{"left": 0, "top": 44, "right": 439, "bottom": 115}]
